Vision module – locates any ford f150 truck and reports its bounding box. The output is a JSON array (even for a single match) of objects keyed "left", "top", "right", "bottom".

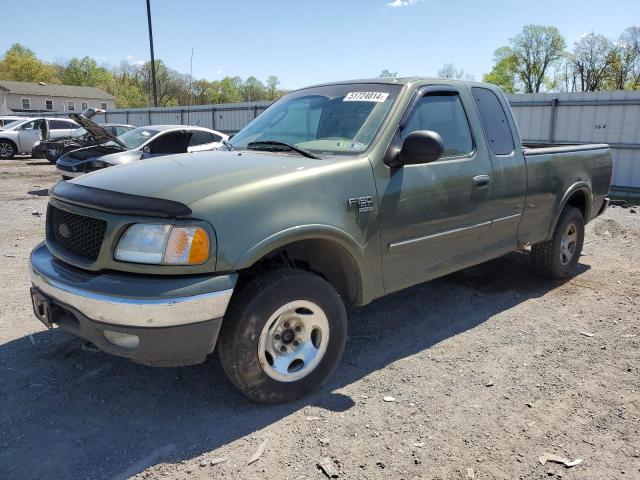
[{"left": 29, "top": 78, "right": 611, "bottom": 404}]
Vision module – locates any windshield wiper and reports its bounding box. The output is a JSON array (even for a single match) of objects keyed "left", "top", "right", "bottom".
[
  {"left": 221, "top": 139, "right": 235, "bottom": 151},
  {"left": 247, "top": 140, "right": 320, "bottom": 159}
]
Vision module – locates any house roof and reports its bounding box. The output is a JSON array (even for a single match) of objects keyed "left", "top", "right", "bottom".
[{"left": 0, "top": 80, "right": 114, "bottom": 100}]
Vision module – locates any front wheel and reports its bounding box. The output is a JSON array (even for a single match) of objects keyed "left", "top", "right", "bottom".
[
  {"left": 531, "top": 206, "right": 585, "bottom": 279},
  {"left": 0, "top": 141, "right": 16, "bottom": 159},
  {"left": 217, "top": 269, "right": 347, "bottom": 404}
]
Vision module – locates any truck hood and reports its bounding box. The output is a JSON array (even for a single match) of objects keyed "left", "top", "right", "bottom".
[{"left": 71, "top": 150, "right": 329, "bottom": 205}]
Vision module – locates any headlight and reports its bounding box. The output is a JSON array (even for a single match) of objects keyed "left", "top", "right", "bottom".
[{"left": 114, "top": 224, "right": 210, "bottom": 265}]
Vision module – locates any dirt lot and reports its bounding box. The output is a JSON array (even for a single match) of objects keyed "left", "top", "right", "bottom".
[{"left": 0, "top": 157, "right": 639, "bottom": 480}]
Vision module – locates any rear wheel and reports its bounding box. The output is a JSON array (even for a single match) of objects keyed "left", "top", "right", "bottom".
[
  {"left": 217, "top": 269, "right": 347, "bottom": 404},
  {"left": 531, "top": 206, "right": 585, "bottom": 279},
  {"left": 0, "top": 141, "right": 16, "bottom": 159}
]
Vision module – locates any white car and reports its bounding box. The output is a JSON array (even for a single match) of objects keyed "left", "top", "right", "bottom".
[
  {"left": 0, "top": 115, "right": 30, "bottom": 128},
  {"left": 0, "top": 117, "right": 80, "bottom": 159},
  {"left": 56, "top": 114, "right": 229, "bottom": 178}
]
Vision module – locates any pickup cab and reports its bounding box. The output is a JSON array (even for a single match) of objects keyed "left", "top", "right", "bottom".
[{"left": 29, "top": 78, "right": 611, "bottom": 403}]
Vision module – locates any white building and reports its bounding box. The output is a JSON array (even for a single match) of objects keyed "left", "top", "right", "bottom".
[{"left": 0, "top": 80, "right": 115, "bottom": 115}]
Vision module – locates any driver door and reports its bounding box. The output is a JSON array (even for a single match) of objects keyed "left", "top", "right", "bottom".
[
  {"left": 377, "top": 87, "right": 495, "bottom": 294},
  {"left": 18, "top": 119, "right": 45, "bottom": 152}
]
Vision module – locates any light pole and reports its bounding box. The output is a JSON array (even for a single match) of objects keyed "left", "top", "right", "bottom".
[{"left": 146, "top": 0, "right": 158, "bottom": 107}]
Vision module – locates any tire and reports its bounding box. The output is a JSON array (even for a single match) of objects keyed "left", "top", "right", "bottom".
[
  {"left": 531, "top": 206, "right": 585, "bottom": 279},
  {"left": 218, "top": 269, "right": 347, "bottom": 404},
  {"left": 0, "top": 140, "right": 16, "bottom": 159}
]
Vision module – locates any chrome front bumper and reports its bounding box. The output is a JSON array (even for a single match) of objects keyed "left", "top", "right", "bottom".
[
  {"left": 31, "top": 267, "right": 233, "bottom": 328},
  {"left": 29, "top": 243, "right": 235, "bottom": 328},
  {"left": 29, "top": 243, "right": 237, "bottom": 366}
]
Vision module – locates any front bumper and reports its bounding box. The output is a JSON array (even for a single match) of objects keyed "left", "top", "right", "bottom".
[
  {"left": 29, "top": 243, "right": 236, "bottom": 366},
  {"left": 55, "top": 166, "right": 83, "bottom": 178}
]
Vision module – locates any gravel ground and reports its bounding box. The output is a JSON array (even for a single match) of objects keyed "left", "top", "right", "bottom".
[{"left": 0, "top": 158, "right": 639, "bottom": 480}]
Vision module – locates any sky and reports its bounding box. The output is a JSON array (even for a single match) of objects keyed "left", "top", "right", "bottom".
[{"left": 2, "top": 0, "right": 639, "bottom": 89}]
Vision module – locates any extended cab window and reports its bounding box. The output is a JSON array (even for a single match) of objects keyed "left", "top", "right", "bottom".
[
  {"left": 401, "top": 94, "right": 473, "bottom": 158},
  {"left": 471, "top": 87, "right": 514, "bottom": 155}
]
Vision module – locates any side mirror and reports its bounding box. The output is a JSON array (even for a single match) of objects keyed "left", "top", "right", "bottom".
[
  {"left": 142, "top": 146, "right": 152, "bottom": 154},
  {"left": 395, "top": 130, "right": 444, "bottom": 166}
]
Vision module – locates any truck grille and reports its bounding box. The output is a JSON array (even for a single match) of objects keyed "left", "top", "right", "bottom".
[{"left": 47, "top": 205, "right": 107, "bottom": 262}]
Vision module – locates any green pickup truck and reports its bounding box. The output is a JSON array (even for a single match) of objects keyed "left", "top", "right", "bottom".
[{"left": 29, "top": 78, "right": 611, "bottom": 403}]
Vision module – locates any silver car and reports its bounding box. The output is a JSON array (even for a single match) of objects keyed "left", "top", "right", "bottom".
[
  {"left": 0, "top": 117, "right": 80, "bottom": 158},
  {"left": 56, "top": 114, "right": 229, "bottom": 178}
]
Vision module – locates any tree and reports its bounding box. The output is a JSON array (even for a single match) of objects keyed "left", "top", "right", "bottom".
[
  {"left": 138, "top": 60, "right": 189, "bottom": 106},
  {"left": 0, "top": 43, "right": 59, "bottom": 83},
  {"left": 217, "top": 76, "right": 243, "bottom": 103},
  {"left": 608, "top": 26, "right": 640, "bottom": 90},
  {"left": 438, "top": 63, "right": 464, "bottom": 79},
  {"left": 510, "top": 25, "right": 566, "bottom": 93},
  {"left": 378, "top": 69, "right": 397, "bottom": 78},
  {"left": 265, "top": 75, "right": 280, "bottom": 100},
  {"left": 241, "top": 76, "right": 266, "bottom": 102},
  {"left": 483, "top": 47, "right": 519, "bottom": 93},
  {"left": 60, "top": 57, "right": 111, "bottom": 88},
  {"left": 571, "top": 33, "right": 617, "bottom": 91}
]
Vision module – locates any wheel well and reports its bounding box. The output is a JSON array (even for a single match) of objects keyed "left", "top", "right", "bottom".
[
  {"left": 237, "top": 239, "right": 361, "bottom": 306},
  {"left": 565, "top": 189, "right": 588, "bottom": 218},
  {"left": 0, "top": 138, "right": 17, "bottom": 149}
]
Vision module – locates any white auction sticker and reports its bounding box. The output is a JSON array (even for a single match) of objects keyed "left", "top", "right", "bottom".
[{"left": 343, "top": 92, "right": 389, "bottom": 102}]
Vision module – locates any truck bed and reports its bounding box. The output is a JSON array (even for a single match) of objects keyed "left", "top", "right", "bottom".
[{"left": 517, "top": 142, "right": 612, "bottom": 246}]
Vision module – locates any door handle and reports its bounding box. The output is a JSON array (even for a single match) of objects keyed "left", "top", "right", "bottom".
[{"left": 473, "top": 175, "right": 491, "bottom": 188}]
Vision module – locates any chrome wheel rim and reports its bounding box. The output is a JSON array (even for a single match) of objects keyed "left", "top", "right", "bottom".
[
  {"left": 0, "top": 143, "right": 13, "bottom": 158},
  {"left": 559, "top": 222, "right": 578, "bottom": 265},
  {"left": 257, "top": 300, "right": 330, "bottom": 382}
]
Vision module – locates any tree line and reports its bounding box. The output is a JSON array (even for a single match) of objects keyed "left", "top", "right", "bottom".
[
  {"left": 480, "top": 24, "right": 639, "bottom": 93},
  {"left": 381, "top": 25, "right": 640, "bottom": 94},
  {"left": 0, "top": 44, "right": 286, "bottom": 108}
]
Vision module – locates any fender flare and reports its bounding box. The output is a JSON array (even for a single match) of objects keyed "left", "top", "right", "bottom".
[
  {"left": 545, "top": 181, "right": 593, "bottom": 240},
  {"left": 233, "top": 224, "right": 372, "bottom": 305}
]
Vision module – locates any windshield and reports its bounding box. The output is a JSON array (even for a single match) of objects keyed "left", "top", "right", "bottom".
[
  {"left": 229, "top": 83, "right": 402, "bottom": 156},
  {"left": 113, "top": 127, "right": 160, "bottom": 149},
  {"left": 70, "top": 128, "right": 87, "bottom": 138},
  {"left": 1, "top": 119, "right": 28, "bottom": 130}
]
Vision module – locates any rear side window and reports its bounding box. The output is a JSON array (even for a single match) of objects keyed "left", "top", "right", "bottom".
[
  {"left": 149, "top": 131, "right": 190, "bottom": 154},
  {"left": 50, "top": 120, "right": 74, "bottom": 130},
  {"left": 471, "top": 87, "right": 514, "bottom": 155},
  {"left": 189, "top": 130, "right": 219, "bottom": 146},
  {"left": 401, "top": 94, "right": 473, "bottom": 158}
]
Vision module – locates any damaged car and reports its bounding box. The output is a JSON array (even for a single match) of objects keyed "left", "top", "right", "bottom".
[
  {"left": 55, "top": 113, "right": 228, "bottom": 179},
  {"left": 32, "top": 124, "right": 135, "bottom": 163}
]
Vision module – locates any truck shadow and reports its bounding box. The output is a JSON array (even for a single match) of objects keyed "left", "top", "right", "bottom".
[{"left": 0, "top": 251, "right": 589, "bottom": 479}]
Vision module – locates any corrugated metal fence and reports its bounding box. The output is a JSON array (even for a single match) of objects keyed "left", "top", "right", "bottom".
[
  {"left": 507, "top": 91, "right": 640, "bottom": 196},
  {"left": 42, "top": 101, "right": 272, "bottom": 134},
  {"left": 41, "top": 92, "right": 640, "bottom": 195}
]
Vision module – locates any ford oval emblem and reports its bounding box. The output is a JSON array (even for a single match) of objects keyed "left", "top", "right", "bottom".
[{"left": 58, "top": 223, "right": 71, "bottom": 239}]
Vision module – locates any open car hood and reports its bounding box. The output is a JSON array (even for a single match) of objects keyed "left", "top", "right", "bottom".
[{"left": 69, "top": 113, "right": 127, "bottom": 149}]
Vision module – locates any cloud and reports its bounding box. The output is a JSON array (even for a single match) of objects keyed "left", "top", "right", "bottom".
[
  {"left": 386, "top": 0, "right": 422, "bottom": 7},
  {"left": 125, "top": 54, "right": 145, "bottom": 66}
]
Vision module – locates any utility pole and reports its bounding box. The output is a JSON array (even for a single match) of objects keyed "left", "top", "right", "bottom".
[{"left": 146, "top": 0, "right": 158, "bottom": 107}]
